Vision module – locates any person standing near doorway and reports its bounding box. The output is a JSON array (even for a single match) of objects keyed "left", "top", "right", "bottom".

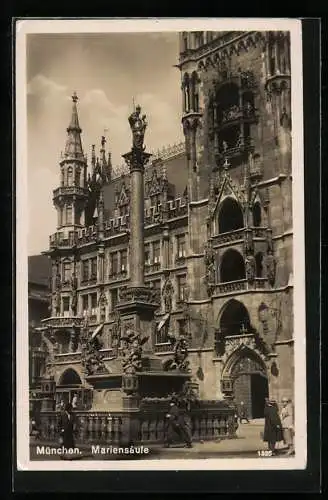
[
  {"left": 263, "top": 398, "right": 283, "bottom": 455},
  {"left": 71, "top": 393, "right": 78, "bottom": 410},
  {"left": 280, "top": 397, "right": 295, "bottom": 455},
  {"left": 58, "top": 402, "right": 77, "bottom": 455},
  {"left": 238, "top": 401, "right": 250, "bottom": 423}
]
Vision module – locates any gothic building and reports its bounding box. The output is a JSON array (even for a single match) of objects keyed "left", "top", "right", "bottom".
[{"left": 38, "top": 31, "right": 293, "bottom": 419}]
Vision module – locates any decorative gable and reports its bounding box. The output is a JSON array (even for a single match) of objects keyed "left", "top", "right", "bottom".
[
  {"left": 117, "top": 181, "right": 130, "bottom": 207},
  {"left": 147, "top": 168, "right": 162, "bottom": 197},
  {"left": 209, "top": 170, "right": 247, "bottom": 222}
]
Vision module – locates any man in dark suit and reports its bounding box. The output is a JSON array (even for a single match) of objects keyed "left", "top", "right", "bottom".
[
  {"left": 58, "top": 402, "right": 76, "bottom": 450},
  {"left": 164, "top": 396, "right": 192, "bottom": 448}
]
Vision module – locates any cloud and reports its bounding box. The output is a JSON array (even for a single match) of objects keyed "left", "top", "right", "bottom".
[
  {"left": 146, "top": 32, "right": 178, "bottom": 43},
  {"left": 27, "top": 74, "right": 68, "bottom": 98}
]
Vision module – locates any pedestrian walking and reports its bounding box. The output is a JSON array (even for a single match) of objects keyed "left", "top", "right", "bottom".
[
  {"left": 238, "top": 401, "right": 250, "bottom": 423},
  {"left": 164, "top": 396, "right": 192, "bottom": 448},
  {"left": 280, "top": 397, "right": 295, "bottom": 455},
  {"left": 263, "top": 398, "right": 283, "bottom": 455}
]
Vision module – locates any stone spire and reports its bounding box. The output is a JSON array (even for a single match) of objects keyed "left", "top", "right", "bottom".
[{"left": 64, "top": 92, "right": 84, "bottom": 160}]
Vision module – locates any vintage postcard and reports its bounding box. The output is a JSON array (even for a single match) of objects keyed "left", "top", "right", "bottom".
[{"left": 15, "top": 18, "right": 307, "bottom": 472}]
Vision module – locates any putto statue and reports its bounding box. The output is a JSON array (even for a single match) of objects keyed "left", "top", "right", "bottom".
[
  {"left": 163, "top": 333, "right": 191, "bottom": 373},
  {"left": 128, "top": 104, "right": 148, "bottom": 151},
  {"left": 121, "top": 328, "right": 149, "bottom": 374},
  {"left": 80, "top": 319, "right": 108, "bottom": 376}
]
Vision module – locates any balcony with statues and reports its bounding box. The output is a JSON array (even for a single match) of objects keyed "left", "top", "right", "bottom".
[
  {"left": 211, "top": 196, "right": 269, "bottom": 249},
  {"left": 205, "top": 197, "right": 275, "bottom": 296}
]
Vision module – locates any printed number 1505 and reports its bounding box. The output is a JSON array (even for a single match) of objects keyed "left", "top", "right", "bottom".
[{"left": 257, "top": 450, "right": 273, "bottom": 457}]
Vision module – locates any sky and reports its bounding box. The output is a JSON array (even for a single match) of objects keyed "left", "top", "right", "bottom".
[{"left": 26, "top": 32, "right": 183, "bottom": 256}]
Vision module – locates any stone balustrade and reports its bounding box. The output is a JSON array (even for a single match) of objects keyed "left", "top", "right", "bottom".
[
  {"left": 212, "top": 226, "right": 267, "bottom": 247},
  {"left": 216, "top": 279, "right": 247, "bottom": 294},
  {"left": 41, "top": 316, "right": 84, "bottom": 329},
  {"left": 35, "top": 400, "right": 238, "bottom": 445},
  {"left": 53, "top": 186, "right": 88, "bottom": 199}
]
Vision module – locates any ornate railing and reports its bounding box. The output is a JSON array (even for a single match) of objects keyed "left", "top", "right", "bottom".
[
  {"left": 211, "top": 228, "right": 245, "bottom": 246},
  {"left": 219, "top": 104, "right": 257, "bottom": 128},
  {"left": 212, "top": 227, "right": 267, "bottom": 247},
  {"left": 41, "top": 316, "right": 84, "bottom": 328},
  {"left": 149, "top": 142, "right": 185, "bottom": 162},
  {"left": 216, "top": 279, "right": 247, "bottom": 294},
  {"left": 53, "top": 186, "right": 88, "bottom": 199},
  {"left": 34, "top": 401, "right": 238, "bottom": 445},
  {"left": 179, "top": 31, "right": 246, "bottom": 63}
]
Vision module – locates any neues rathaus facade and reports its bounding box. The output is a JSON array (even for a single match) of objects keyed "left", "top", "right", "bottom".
[{"left": 32, "top": 31, "right": 293, "bottom": 420}]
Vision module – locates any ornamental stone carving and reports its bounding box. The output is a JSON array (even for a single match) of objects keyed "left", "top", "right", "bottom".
[
  {"left": 121, "top": 329, "right": 148, "bottom": 375},
  {"left": 162, "top": 276, "right": 174, "bottom": 313}
]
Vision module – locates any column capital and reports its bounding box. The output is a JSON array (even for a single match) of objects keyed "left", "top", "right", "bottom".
[{"left": 122, "top": 148, "right": 152, "bottom": 173}]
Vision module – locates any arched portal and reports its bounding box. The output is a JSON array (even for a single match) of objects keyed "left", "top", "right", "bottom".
[
  {"left": 219, "top": 299, "right": 251, "bottom": 336},
  {"left": 220, "top": 249, "right": 246, "bottom": 282},
  {"left": 226, "top": 348, "right": 268, "bottom": 419},
  {"left": 59, "top": 368, "right": 82, "bottom": 386},
  {"left": 218, "top": 198, "right": 244, "bottom": 234}
]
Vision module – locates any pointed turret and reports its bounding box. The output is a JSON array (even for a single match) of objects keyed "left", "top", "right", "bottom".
[
  {"left": 64, "top": 92, "right": 84, "bottom": 160},
  {"left": 52, "top": 91, "right": 89, "bottom": 234}
]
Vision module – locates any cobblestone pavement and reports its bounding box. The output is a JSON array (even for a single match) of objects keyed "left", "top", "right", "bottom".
[{"left": 30, "top": 420, "right": 291, "bottom": 461}]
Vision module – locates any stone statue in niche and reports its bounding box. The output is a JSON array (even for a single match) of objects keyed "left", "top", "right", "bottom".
[
  {"left": 245, "top": 254, "right": 256, "bottom": 283},
  {"left": 264, "top": 249, "right": 276, "bottom": 286},
  {"left": 162, "top": 276, "right": 174, "bottom": 313},
  {"left": 203, "top": 242, "right": 216, "bottom": 296}
]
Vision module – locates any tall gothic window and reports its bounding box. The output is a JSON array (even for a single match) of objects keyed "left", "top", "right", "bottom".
[
  {"left": 75, "top": 169, "right": 80, "bottom": 187},
  {"left": 176, "top": 234, "right": 186, "bottom": 258},
  {"left": 191, "top": 72, "right": 200, "bottom": 112},
  {"left": 63, "top": 261, "right": 71, "bottom": 283},
  {"left": 67, "top": 167, "right": 73, "bottom": 186},
  {"left": 110, "top": 252, "right": 118, "bottom": 276},
  {"left": 90, "top": 293, "right": 97, "bottom": 316},
  {"left": 120, "top": 249, "right": 128, "bottom": 273},
  {"left": 144, "top": 243, "right": 151, "bottom": 266},
  {"left": 82, "top": 260, "right": 89, "bottom": 282},
  {"left": 91, "top": 257, "right": 97, "bottom": 280},
  {"left": 183, "top": 73, "right": 190, "bottom": 113},
  {"left": 111, "top": 289, "right": 118, "bottom": 311},
  {"left": 153, "top": 241, "right": 161, "bottom": 266},
  {"left": 62, "top": 296, "right": 70, "bottom": 317},
  {"left": 66, "top": 205, "right": 72, "bottom": 225},
  {"left": 177, "top": 274, "right": 187, "bottom": 302},
  {"left": 82, "top": 295, "right": 89, "bottom": 316}
]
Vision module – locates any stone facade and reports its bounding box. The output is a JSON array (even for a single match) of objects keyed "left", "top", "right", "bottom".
[{"left": 38, "top": 30, "right": 293, "bottom": 418}]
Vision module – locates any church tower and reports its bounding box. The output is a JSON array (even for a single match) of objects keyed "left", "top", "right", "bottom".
[{"left": 53, "top": 92, "right": 89, "bottom": 237}]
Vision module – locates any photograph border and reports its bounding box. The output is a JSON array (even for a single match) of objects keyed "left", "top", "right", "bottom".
[{"left": 11, "top": 17, "right": 321, "bottom": 493}]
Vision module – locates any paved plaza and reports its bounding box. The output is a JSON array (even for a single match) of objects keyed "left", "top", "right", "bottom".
[{"left": 29, "top": 420, "right": 291, "bottom": 461}]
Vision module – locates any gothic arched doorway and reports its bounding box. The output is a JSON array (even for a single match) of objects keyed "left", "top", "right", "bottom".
[
  {"left": 229, "top": 349, "right": 268, "bottom": 419},
  {"left": 56, "top": 368, "right": 92, "bottom": 409}
]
